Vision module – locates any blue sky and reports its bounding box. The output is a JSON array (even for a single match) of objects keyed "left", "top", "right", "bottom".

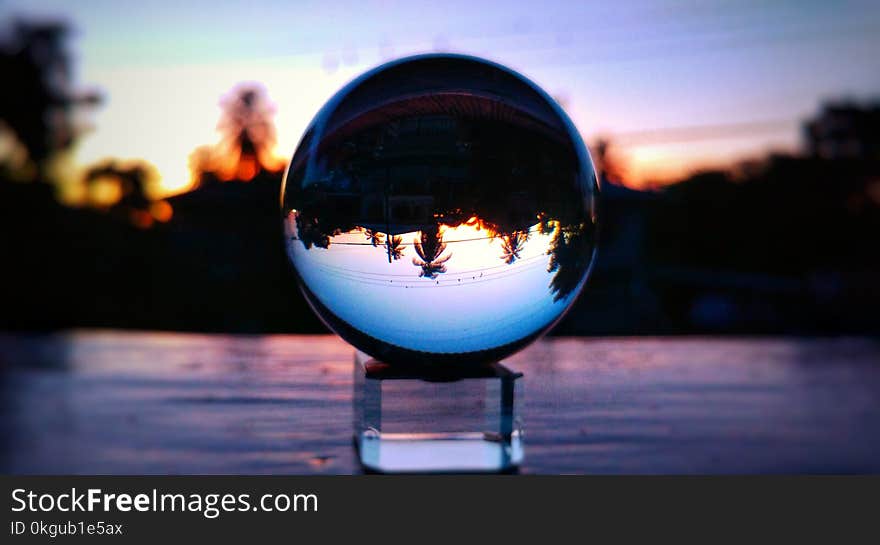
[{"left": 4, "top": 0, "right": 879, "bottom": 190}]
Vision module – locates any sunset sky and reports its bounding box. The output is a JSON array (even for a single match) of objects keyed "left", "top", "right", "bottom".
[{"left": 4, "top": 0, "right": 879, "bottom": 191}]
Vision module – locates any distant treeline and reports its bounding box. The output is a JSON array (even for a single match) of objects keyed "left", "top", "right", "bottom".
[
  {"left": 1, "top": 19, "right": 878, "bottom": 335},
  {"left": 1, "top": 151, "right": 878, "bottom": 335}
]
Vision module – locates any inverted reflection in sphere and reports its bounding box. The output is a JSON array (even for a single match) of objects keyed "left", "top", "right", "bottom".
[{"left": 282, "top": 54, "right": 598, "bottom": 366}]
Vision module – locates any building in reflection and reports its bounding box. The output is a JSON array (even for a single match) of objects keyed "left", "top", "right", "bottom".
[{"left": 286, "top": 96, "right": 599, "bottom": 301}]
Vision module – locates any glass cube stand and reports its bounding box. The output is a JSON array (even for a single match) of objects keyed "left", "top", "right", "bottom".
[{"left": 353, "top": 350, "right": 523, "bottom": 473}]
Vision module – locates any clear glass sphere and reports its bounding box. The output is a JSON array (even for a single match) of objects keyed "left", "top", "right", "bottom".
[{"left": 282, "top": 54, "right": 598, "bottom": 366}]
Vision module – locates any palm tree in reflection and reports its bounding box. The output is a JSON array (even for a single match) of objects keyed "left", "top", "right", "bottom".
[
  {"left": 363, "top": 228, "right": 384, "bottom": 247},
  {"left": 412, "top": 225, "right": 452, "bottom": 278},
  {"left": 500, "top": 231, "right": 530, "bottom": 264},
  {"left": 385, "top": 235, "right": 405, "bottom": 262}
]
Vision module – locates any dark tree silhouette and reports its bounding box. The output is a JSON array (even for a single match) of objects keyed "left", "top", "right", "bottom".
[
  {"left": 500, "top": 231, "right": 530, "bottom": 264},
  {"left": 83, "top": 159, "right": 164, "bottom": 227},
  {"left": 294, "top": 216, "right": 336, "bottom": 250},
  {"left": 189, "top": 83, "right": 285, "bottom": 185},
  {"left": 363, "top": 228, "right": 384, "bottom": 246},
  {"left": 385, "top": 234, "right": 404, "bottom": 262},
  {"left": 547, "top": 222, "right": 595, "bottom": 301},
  {"left": 412, "top": 225, "right": 452, "bottom": 278},
  {"left": 0, "top": 20, "right": 100, "bottom": 181},
  {"left": 593, "top": 137, "right": 627, "bottom": 186}
]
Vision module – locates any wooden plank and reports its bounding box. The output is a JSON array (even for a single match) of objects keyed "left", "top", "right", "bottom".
[{"left": 1, "top": 332, "right": 879, "bottom": 474}]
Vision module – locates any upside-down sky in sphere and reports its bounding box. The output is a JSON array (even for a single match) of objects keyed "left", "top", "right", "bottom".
[
  {"left": 2, "top": 0, "right": 879, "bottom": 191},
  {"left": 285, "top": 221, "right": 582, "bottom": 357}
]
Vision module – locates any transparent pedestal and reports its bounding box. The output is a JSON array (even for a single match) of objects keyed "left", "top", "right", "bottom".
[{"left": 353, "top": 350, "right": 524, "bottom": 473}]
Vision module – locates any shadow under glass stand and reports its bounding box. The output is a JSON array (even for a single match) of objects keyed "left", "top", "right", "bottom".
[{"left": 353, "top": 351, "right": 524, "bottom": 473}]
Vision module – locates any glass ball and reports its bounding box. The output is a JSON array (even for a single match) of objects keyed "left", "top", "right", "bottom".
[{"left": 282, "top": 54, "right": 598, "bottom": 366}]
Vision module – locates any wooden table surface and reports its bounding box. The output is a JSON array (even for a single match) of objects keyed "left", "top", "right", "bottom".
[{"left": 2, "top": 332, "right": 879, "bottom": 474}]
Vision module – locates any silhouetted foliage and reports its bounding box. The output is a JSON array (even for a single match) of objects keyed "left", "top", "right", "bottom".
[
  {"left": 547, "top": 221, "right": 596, "bottom": 301},
  {"left": 500, "top": 231, "right": 530, "bottom": 264},
  {"left": 83, "top": 159, "right": 165, "bottom": 227},
  {"left": 593, "top": 137, "right": 627, "bottom": 186},
  {"left": 189, "top": 83, "right": 285, "bottom": 185},
  {"left": 412, "top": 224, "right": 452, "bottom": 278},
  {"left": 1, "top": 26, "right": 877, "bottom": 337},
  {"left": 0, "top": 20, "right": 100, "bottom": 180},
  {"left": 363, "top": 228, "right": 384, "bottom": 247},
  {"left": 385, "top": 234, "right": 405, "bottom": 262}
]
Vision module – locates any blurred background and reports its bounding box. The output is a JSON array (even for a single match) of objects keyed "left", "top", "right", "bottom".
[{"left": 1, "top": 0, "right": 878, "bottom": 336}]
